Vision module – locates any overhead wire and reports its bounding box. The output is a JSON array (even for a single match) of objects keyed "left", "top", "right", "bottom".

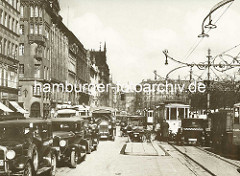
[{"left": 183, "top": 1, "right": 234, "bottom": 61}]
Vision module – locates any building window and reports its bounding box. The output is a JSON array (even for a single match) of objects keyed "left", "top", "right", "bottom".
[
  {"left": 47, "top": 67, "right": 49, "bottom": 80},
  {"left": 19, "top": 64, "right": 24, "bottom": 75},
  {"left": 0, "top": 11, "right": 3, "bottom": 25},
  {"left": 20, "top": 6, "right": 24, "bottom": 17},
  {"left": 30, "top": 24, "right": 33, "bottom": 34},
  {"left": 12, "top": 19, "right": 15, "bottom": 32},
  {"left": 34, "top": 64, "right": 40, "bottom": 78},
  {"left": 39, "top": 8, "right": 42, "bottom": 17},
  {"left": 30, "top": 6, "right": 34, "bottom": 17},
  {"left": 20, "top": 25, "right": 24, "bottom": 34},
  {"left": 18, "top": 86, "right": 22, "bottom": 96},
  {"left": 19, "top": 43, "right": 24, "bottom": 56},
  {"left": 43, "top": 66, "right": 46, "bottom": 79},
  {"left": 35, "top": 24, "right": 38, "bottom": 34},
  {"left": 4, "top": 13, "right": 7, "bottom": 27},
  {"left": 35, "top": 6, "right": 38, "bottom": 17},
  {"left": 39, "top": 24, "right": 42, "bottom": 34},
  {"left": 33, "top": 85, "right": 41, "bottom": 96}
]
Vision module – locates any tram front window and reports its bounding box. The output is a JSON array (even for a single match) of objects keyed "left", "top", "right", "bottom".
[
  {"left": 179, "top": 108, "right": 184, "bottom": 119},
  {"left": 171, "top": 108, "right": 176, "bottom": 120}
]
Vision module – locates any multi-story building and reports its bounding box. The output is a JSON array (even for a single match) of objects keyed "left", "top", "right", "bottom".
[
  {"left": 18, "top": 0, "right": 68, "bottom": 118},
  {"left": 90, "top": 43, "right": 110, "bottom": 106},
  {"left": 138, "top": 78, "right": 190, "bottom": 111},
  {"left": 0, "top": 0, "right": 20, "bottom": 114},
  {"left": 67, "top": 30, "right": 90, "bottom": 106},
  {"left": 88, "top": 50, "right": 100, "bottom": 107}
]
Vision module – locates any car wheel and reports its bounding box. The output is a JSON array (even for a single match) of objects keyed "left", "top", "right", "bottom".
[
  {"left": 69, "top": 150, "right": 78, "bottom": 168},
  {"left": 23, "top": 162, "right": 33, "bottom": 176},
  {"left": 87, "top": 143, "right": 91, "bottom": 154},
  {"left": 49, "top": 154, "right": 57, "bottom": 176}
]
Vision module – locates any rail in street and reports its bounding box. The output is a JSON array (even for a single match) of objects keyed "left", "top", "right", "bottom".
[{"left": 170, "top": 144, "right": 240, "bottom": 176}]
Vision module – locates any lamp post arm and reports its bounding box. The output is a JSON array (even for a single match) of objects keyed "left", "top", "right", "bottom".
[{"left": 165, "top": 65, "right": 189, "bottom": 80}]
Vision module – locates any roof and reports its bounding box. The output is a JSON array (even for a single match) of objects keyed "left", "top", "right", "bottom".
[
  {"left": 0, "top": 118, "right": 51, "bottom": 126},
  {"left": 9, "top": 101, "right": 29, "bottom": 114},
  {"left": 0, "top": 102, "right": 13, "bottom": 112},
  {"left": 91, "top": 106, "right": 116, "bottom": 113},
  {"left": 57, "top": 109, "right": 76, "bottom": 114},
  {"left": 165, "top": 103, "right": 190, "bottom": 108},
  {"left": 52, "top": 117, "right": 84, "bottom": 123},
  {"left": 127, "top": 115, "right": 145, "bottom": 118}
]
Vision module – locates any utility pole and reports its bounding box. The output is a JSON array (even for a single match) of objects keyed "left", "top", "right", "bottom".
[{"left": 206, "top": 49, "right": 212, "bottom": 113}]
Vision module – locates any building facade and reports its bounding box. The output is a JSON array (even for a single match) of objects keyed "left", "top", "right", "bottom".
[
  {"left": 18, "top": 0, "right": 68, "bottom": 118},
  {"left": 90, "top": 43, "right": 110, "bottom": 106},
  {"left": 0, "top": 0, "right": 20, "bottom": 114}
]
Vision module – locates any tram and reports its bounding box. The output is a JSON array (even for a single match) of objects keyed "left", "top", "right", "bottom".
[
  {"left": 209, "top": 103, "right": 240, "bottom": 155},
  {"left": 151, "top": 102, "right": 190, "bottom": 134}
]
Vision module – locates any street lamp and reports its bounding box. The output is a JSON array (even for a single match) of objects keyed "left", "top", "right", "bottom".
[{"left": 198, "top": 0, "right": 235, "bottom": 38}]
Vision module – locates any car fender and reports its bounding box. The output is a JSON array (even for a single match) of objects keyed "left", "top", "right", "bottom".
[{"left": 11, "top": 155, "right": 31, "bottom": 171}]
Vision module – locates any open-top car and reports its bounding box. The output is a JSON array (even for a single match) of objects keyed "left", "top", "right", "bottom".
[
  {"left": 52, "top": 117, "right": 89, "bottom": 168},
  {"left": 0, "top": 118, "right": 56, "bottom": 176}
]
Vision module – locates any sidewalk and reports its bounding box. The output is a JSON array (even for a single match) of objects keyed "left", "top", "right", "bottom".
[{"left": 124, "top": 141, "right": 166, "bottom": 156}]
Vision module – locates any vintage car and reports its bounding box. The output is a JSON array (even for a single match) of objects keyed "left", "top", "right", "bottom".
[
  {"left": 52, "top": 118, "right": 88, "bottom": 168},
  {"left": 176, "top": 118, "right": 208, "bottom": 145},
  {"left": 92, "top": 107, "right": 116, "bottom": 141},
  {"left": 0, "top": 118, "right": 56, "bottom": 176},
  {"left": 126, "top": 116, "right": 146, "bottom": 142}
]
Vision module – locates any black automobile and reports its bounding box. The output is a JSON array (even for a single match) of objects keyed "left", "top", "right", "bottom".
[
  {"left": 128, "top": 126, "right": 145, "bottom": 142},
  {"left": 0, "top": 118, "right": 56, "bottom": 176},
  {"left": 126, "top": 116, "right": 146, "bottom": 142},
  {"left": 176, "top": 118, "right": 208, "bottom": 146},
  {"left": 52, "top": 118, "right": 88, "bottom": 168}
]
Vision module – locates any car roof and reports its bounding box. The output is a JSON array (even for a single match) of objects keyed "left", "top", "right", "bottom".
[
  {"left": 0, "top": 118, "right": 51, "bottom": 127},
  {"left": 52, "top": 117, "right": 85, "bottom": 123}
]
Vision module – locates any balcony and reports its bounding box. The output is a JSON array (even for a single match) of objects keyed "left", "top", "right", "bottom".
[
  {"left": 28, "top": 34, "right": 46, "bottom": 46},
  {"left": 0, "top": 79, "right": 17, "bottom": 89}
]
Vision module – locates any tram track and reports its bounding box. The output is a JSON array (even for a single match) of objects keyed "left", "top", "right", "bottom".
[
  {"left": 170, "top": 143, "right": 240, "bottom": 176},
  {"left": 195, "top": 146, "right": 240, "bottom": 169},
  {"left": 170, "top": 144, "right": 216, "bottom": 176}
]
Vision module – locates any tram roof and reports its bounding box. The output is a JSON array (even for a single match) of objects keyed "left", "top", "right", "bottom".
[
  {"left": 234, "top": 103, "right": 240, "bottom": 107},
  {"left": 165, "top": 103, "right": 190, "bottom": 108}
]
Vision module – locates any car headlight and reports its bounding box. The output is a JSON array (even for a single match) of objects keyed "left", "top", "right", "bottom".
[
  {"left": 108, "top": 125, "right": 112, "bottom": 129},
  {"left": 59, "top": 140, "right": 67, "bottom": 147},
  {"left": 6, "top": 150, "right": 16, "bottom": 160}
]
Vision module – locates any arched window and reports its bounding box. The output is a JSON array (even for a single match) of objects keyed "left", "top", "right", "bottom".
[
  {"left": 39, "top": 8, "right": 42, "bottom": 17},
  {"left": 20, "top": 6, "right": 23, "bottom": 17},
  {"left": 30, "top": 6, "right": 34, "bottom": 17},
  {"left": 35, "top": 6, "right": 38, "bottom": 17}
]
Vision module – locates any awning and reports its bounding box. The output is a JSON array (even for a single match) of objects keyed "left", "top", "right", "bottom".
[
  {"left": 9, "top": 101, "right": 29, "bottom": 114},
  {"left": 0, "top": 102, "right": 13, "bottom": 112}
]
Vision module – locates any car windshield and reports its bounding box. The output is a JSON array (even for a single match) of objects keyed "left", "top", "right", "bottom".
[
  {"left": 128, "top": 118, "right": 144, "bottom": 126},
  {"left": 52, "top": 122, "right": 75, "bottom": 132},
  {"left": 0, "top": 126, "right": 27, "bottom": 140}
]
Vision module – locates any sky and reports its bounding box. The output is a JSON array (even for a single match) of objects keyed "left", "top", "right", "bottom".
[{"left": 59, "top": 0, "right": 240, "bottom": 84}]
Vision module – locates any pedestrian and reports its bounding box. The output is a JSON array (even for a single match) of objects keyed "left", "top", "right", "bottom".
[
  {"left": 161, "top": 119, "right": 169, "bottom": 142},
  {"left": 154, "top": 122, "right": 161, "bottom": 141}
]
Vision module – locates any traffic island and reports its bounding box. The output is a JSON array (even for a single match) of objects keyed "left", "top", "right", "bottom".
[{"left": 121, "top": 142, "right": 165, "bottom": 156}]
